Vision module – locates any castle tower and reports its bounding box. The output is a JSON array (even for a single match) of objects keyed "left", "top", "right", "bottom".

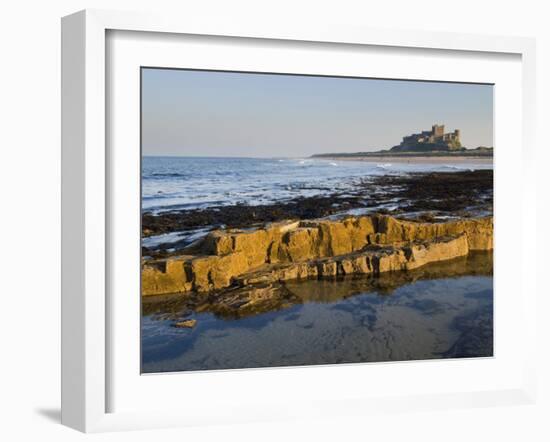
[
  {"left": 454, "top": 129, "right": 460, "bottom": 140},
  {"left": 432, "top": 124, "right": 445, "bottom": 138}
]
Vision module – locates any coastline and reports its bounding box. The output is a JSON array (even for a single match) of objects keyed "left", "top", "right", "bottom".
[
  {"left": 142, "top": 250, "right": 493, "bottom": 371},
  {"left": 143, "top": 249, "right": 493, "bottom": 319},
  {"left": 141, "top": 163, "right": 495, "bottom": 371},
  {"left": 313, "top": 155, "right": 493, "bottom": 164},
  {"left": 141, "top": 169, "right": 493, "bottom": 308},
  {"left": 142, "top": 214, "right": 493, "bottom": 298},
  {"left": 142, "top": 170, "right": 493, "bottom": 236},
  {"left": 142, "top": 169, "right": 493, "bottom": 254}
]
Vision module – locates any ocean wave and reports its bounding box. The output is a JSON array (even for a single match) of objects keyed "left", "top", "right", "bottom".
[
  {"left": 142, "top": 193, "right": 175, "bottom": 200},
  {"left": 440, "top": 165, "right": 474, "bottom": 172},
  {"left": 148, "top": 172, "right": 188, "bottom": 178},
  {"left": 142, "top": 156, "right": 492, "bottom": 214}
]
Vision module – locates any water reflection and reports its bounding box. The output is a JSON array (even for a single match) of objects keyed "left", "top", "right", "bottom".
[{"left": 141, "top": 252, "right": 493, "bottom": 373}]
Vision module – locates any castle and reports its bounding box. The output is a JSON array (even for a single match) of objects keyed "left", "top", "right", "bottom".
[{"left": 391, "top": 124, "right": 462, "bottom": 152}]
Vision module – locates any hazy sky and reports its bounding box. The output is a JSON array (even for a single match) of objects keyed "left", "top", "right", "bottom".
[{"left": 142, "top": 68, "right": 493, "bottom": 157}]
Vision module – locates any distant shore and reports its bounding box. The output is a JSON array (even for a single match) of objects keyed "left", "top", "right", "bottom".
[{"left": 314, "top": 155, "right": 493, "bottom": 164}]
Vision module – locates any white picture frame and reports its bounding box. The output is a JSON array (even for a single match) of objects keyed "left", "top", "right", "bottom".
[{"left": 61, "top": 9, "right": 537, "bottom": 433}]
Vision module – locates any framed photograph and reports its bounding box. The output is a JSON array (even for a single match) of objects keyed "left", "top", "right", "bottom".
[{"left": 61, "top": 9, "right": 538, "bottom": 432}]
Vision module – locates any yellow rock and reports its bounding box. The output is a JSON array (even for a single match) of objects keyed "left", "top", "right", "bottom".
[
  {"left": 141, "top": 257, "right": 193, "bottom": 296},
  {"left": 202, "top": 230, "right": 234, "bottom": 255},
  {"left": 405, "top": 234, "right": 469, "bottom": 270},
  {"left": 374, "top": 250, "right": 408, "bottom": 273},
  {"left": 278, "top": 227, "right": 320, "bottom": 262},
  {"left": 318, "top": 260, "right": 338, "bottom": 277},
  {"left": 190, "top": 252, "right": 249, "bottom": 292},
  {"left": 376, "top": 215, "right": 493, "bottom": 250},
  {"left": 174, "top": 319, "right": 197, "bottom": 328},
  {"left": 142, "top": 215, "right": 493, "bottom": 296},
  {"left": 339, "top": 254, "right": 372, "bottom": 275}
]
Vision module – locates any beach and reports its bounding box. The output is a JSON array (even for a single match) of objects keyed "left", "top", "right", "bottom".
[{"left": 141, "top": 156, "right": 494, "bottom": 372}]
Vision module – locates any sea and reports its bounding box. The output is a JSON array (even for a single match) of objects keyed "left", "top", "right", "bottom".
[
  {"left": 142, "top": 155, "right": 492, "bottom": 214},
  {"left": 141, "top": 156, "right": 494, "bottom": 373},
  {"left": 142, "top": 156, "right": 493, "bottom": 248}
]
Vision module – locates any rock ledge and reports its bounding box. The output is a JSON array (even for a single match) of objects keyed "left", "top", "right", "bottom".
[{"left": 142, "top": 214, "right": 493, "bottom": 296}]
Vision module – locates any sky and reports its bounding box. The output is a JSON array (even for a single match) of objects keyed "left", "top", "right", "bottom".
[{"left": 142, "top": 68, "right": 493, "bottom": 157}]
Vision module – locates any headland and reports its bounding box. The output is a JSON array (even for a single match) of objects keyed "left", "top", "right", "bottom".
[{"left": 311, "top": 124, "right": 493, "bottom": 160}]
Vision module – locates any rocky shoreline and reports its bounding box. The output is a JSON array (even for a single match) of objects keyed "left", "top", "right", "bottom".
[
  {"left": 141, "top": 169, "right": 493, "bottom": 326},
  {"left": 142, "top": 170, "right": 493, "bottom": 257},
  {"left": 143, "top": 251, "right": 493, "bottom": 321},
  {"left": 142, "top": 213, "right": 493, "bottom": 297}
]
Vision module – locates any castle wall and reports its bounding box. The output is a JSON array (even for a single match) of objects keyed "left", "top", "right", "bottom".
[{"left": 394, "top": 124, "right": 461, "bottom": 152}]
